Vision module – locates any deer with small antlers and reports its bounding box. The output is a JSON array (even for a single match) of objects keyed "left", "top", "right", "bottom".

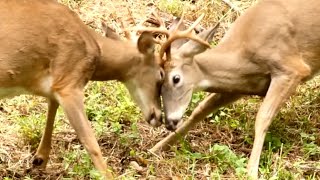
[
  {"left": 0, "top": 0, "right": 165, "bottom": 178},
  {"left": 0, "top": 0, "right": 211, "bottom": 178},
  {"left": 149, "top": 0, "right": 320, "bottom": 178}
]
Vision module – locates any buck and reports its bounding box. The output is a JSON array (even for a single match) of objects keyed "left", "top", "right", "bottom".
[
  {"left": 0, "top": 0, "right": 213, "bottom": 178},
  {"left": 0, "top": 0, "right": 168, "bottom": 178},
  {"left": 152, "top": 0, "right": 320, "bottom": 178}
]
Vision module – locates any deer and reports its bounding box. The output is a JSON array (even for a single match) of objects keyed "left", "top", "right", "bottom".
[
  {"left": 149, "top": 0, "right": 320, "bottom": 178},
  {"left": 0, "top": 0, "right": 213, "bottom": 178},
  {"left": 0, "top": 0, "right": 168, "bottom": 178}
]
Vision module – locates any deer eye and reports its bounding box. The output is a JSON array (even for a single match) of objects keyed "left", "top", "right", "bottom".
[{"left": 172, "top": 75, "right": 180, "bottom": 84}]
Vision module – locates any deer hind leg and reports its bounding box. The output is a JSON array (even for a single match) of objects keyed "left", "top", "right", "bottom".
[
  {"left": 150, "top": 93, "right": 242, "bottom": 153},
  {"left": 33, "top": 99, "right": 59, "bottom": 168},
  {"left": 247, "top": 57, "right": 311, "bottom": 178},
  {"left": 55, "top": 88, "right": 113, "bottom": 179}
]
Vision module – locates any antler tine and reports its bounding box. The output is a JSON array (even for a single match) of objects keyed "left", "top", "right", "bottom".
[
  {"left": 123, "top": 9, "right": 165, "bottom": 42},
  {"left": 151, "top": 10, "right": 166, "bottom": 29},
  {"left": 124, "top": 9, "right": 169, "bottom": 36},
  {"left": 159, "top": 13, "right": 211, "bottom": 60},
  {"left": 188, "top": 13, "right": 205, "bottom": 33},
  {"left": 120, "top": 8, "right": 146, "bottom": 41},
  {"left": 173, "top": 11, "right": 185, "bottom": 32},
  {"left": 120, "top": 20, "right": 132, "bottom": 39},
  {"left": 129, "top": 27, "right": 169, "bottom": 36},
  {"left": 127, "top": 7, "right": 136, "bottom": 25},
  {"left": 153, "top": 11, "right": 168, "bottom": 46},
  {"left": 117, "top": 8, "right": 134, "bottom": 40}
]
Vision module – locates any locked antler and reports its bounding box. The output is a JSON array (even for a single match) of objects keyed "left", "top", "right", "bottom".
[
  {"left": 129, "top": 11, "right": 211, "bottom": 62},
  {"left": 159, "top": 13, "right": 210, "bottom": 61},
  {"left": 120, "top": 8, "right": 152, "bottom": 42}
]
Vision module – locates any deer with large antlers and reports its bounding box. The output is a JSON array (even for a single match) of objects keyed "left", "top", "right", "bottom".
[
  {"left": 0, "top": 0, "right": 167, "bottom": 178},
  {"left": 151, "top": 0, "right": 320, "bottom": 178}
]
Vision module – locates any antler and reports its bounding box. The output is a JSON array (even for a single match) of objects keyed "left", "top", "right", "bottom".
[
  {"left": 120, "top": 8, "right": 152, "bottom": 42},
  {"left": 129, "top": 12, "right": 211, "bottom": 61},
  {"left": 159, "top": 13, "right": 211, "bottom": 60}
]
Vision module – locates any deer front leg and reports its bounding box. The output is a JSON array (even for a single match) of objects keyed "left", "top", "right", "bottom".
[
  {"left": 56, "top": 89, "right": 113, "bottom": 179},
  {"left": 33, "top": 99, "right": 59, "bottom": 168},
  {"left": 150, "top": 93, "right": 241, "bottom": 153},
  {"left": 247, "top": 74, "right": 303, "bottom": 179}
]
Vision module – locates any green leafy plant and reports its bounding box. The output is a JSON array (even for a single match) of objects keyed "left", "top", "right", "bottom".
[
  {"left": 209, "top": 144, "right": 247, "bottom": 176},
  {"left": 17, "top": 113, "right": 46, "bottom": 149},
  {"left": 63, "top": 148, "right": 105, "bottom": 179},
  {"left": 158, "top": 0, "right": 185, "bottom": 17}
]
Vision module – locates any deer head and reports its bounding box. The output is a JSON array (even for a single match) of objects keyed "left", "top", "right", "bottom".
[
  {"left": 97, "top": 19, "right": 165, "bottom": 127},
  {"left": 122, "top": 31, "right": 165, "bottom": 127},
  {"left": 161, "top": 23, "right": 219, "bottom": 130},
  {"left": 135, "top": 12, "right": 216, "bottom": 130},
  {"left": 125, "top": 11, "right": 212, "bottom": 128}
]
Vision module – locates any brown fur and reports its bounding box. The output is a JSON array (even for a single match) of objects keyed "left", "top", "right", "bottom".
[
  {"left": 160, "top": 0, "right": 320, "bottom": 178},
  {"left": 0, "top": 0, "right": 164, "bottom": 178}
]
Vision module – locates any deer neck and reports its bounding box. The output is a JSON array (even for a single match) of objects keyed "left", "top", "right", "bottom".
[
  {"left": 91, "top": 35, "right": 141, "bottom": 82},
  {"left": 193, "top": 46, "right": 271, "bottom": 95}
]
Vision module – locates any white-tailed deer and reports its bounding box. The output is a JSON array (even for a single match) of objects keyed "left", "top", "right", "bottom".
[
  {"left": 157, "top": 0, "right": 320, "bottom": 178},
  {"left": 0, "top": 0, "right": 166, "bottom": 178}
]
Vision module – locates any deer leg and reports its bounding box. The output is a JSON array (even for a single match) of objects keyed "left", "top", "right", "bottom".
[
  {"left": 150, "top": 93, "right": 241, "bottom": 153},
  {"left": 33, "top": 99, "right": 59, "bottom": 168},
  {"left": 247, "top": 74, "right": 304, "bottom": 178},
  {"left": 55, "top": 89, "right": 113, "bottom": 179}
]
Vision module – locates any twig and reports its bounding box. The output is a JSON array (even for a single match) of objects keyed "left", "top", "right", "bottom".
[{"left": 221, "top": 0, "right": 241, "bottom": 13}]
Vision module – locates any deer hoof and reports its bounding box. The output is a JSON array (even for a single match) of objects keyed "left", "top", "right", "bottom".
[{"left": 32, "top": 157, "right": 44, "bottom": 166}]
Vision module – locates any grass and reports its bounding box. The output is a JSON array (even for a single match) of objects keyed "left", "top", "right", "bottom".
[{"left": 1, "top": 0, "right": 320, "bottom": 179}]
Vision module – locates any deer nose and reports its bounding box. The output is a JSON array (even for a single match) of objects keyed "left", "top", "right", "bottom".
[{"left": 165, "top": 119, "right": 179, "bottom": 131}]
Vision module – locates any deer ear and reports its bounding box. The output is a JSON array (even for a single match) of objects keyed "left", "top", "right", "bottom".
[
  {"left": 137, "top": 32, "right": 155, "bottom": 55},
  {"left": 178, "top": 25, "right": 219, "bottom": 58},
  {"left": 101, "top": 22, "right": 121, "bottom": 40}
]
